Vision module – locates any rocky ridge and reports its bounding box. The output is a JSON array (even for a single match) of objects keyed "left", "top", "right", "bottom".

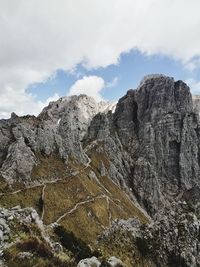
[
  {"left": 0, "top": 95, "right": 116, "bottom": 184},
  {"left": 0, "top": 74, "right": 200, "bottom": 266}
]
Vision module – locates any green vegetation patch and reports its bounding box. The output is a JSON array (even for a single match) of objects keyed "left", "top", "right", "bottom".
[{"left": 54, "top": 225, "right": 100, "bottom": 262}]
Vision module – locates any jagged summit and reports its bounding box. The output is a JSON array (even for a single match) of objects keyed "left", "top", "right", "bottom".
[
  {"left": 136, "top": 74, "right": 192, "bottom": 121},
  {"left": 39, "top": 94, "right": 116, "bottom": 123},
  {"left": 138, "top": 73, "right": 172, "bottom": 85}
]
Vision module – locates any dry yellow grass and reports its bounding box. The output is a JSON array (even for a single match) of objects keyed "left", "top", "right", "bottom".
[
  {"left": 0, "top": 186, "right": 43, "bottom": 214},
  {"left": 59, "top": 200, "right": 106, "bottom": 244},
  {"left": 31, "top": 153, "right": 68, "bottom": 181},
  {"left": 0, "top": 152, "right": 148, "bottom": 248}
]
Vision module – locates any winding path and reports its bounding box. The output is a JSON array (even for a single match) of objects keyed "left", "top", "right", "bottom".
[
  {"left": 55, "top": 194, "right": 106, "bottom": 223},
  {"left": 41, "top": 184, "right": 46, "bottom": 220},
  {"left": 0, "top": 151, "right": 127, "bottom": 226}
]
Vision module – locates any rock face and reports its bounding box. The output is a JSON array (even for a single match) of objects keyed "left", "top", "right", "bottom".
[
  {"left": 143, "top": 199, "right": 200, "bottom": 267},
  {"left": 1, "top": 137, "right": 37, "bottom": 183},
  {"left": 128, "top": 75, "right": 200, "bottom": 213},
  {"left": 193, "top": 95, "right": 200, "bottom": 115},
  {"left": 88, "top": 74, "right": 200, "bottom": 213},
  {"left": 0, "top": 95, "right": 116, "bottom": 184}
]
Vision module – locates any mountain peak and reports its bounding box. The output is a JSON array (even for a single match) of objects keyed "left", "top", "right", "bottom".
[
  {"left": 135, "top": 74, "right": 193, "bottom": 123},
  {"left": 39, "top": 94, "right": 116, "bottom": 123}
]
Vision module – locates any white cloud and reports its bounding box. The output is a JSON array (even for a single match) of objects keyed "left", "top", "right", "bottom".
[
  {"left": 0, "top": 0, "right": 200, "bottom": 117},
  {"left": 185, "top": 58, "right": 200, "bottom": 71},
  {"left": 68, "top": 76, "right": 105, "bottom": 102},
  {"left": 0, "top": 89, "right": 59, "bottom": 119},
  {"left": 106, "top": 77, "right": 119, "bottom": 88},
  {"left": 186, "top": 78, "right": 200, "bottom": 95}
]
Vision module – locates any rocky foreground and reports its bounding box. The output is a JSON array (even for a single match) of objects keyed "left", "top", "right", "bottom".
[{"left": 0, "top": 74, "right": 200, "bottom": 266}]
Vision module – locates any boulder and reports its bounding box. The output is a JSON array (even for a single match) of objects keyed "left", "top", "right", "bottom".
[{"left": 77, "top": 256, "right": 101, "bottom": 267}]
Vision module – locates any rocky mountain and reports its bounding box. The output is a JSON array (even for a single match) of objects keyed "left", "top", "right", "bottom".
[{"left": 0, "top": 74, "right": 200, "bottom": 267}]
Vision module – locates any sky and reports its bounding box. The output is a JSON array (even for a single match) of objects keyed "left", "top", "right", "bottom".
[{"left": 0, "top": 0, "right": 200, "bottom": 118}]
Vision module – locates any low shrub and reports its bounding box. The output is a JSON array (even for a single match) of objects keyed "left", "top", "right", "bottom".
[
  {"left": 100, "top": 260, "right": 111, "bottom": 266},
  {"left": 17, "top": 236, "right": 53, "bottom": 258},
  {"left": 135, "top": 236, "right": 149, "bottom": 256},
  {"left": 54, "top": 225, "right": 100, "bottom": 261}
]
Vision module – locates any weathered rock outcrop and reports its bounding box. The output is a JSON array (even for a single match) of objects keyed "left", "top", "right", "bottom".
[
  {"left": 0, "top": 206, "right": 47, "bottom": 250},
  {"left": 77, "top": 256, "right": 124, "bottom": 267},
  {"left": 77, "top": 256, "right": 101, "bottom": 267},
  {"left": 87, "top": 74, "right": 200, "bottom": 213},
  {"left": 129, "top": 75, "right": 200, "bottom": 213},
  {"left": 143, "top": 199, "right": 200, "bottom": 267},
  {"left": 0, "top": 95, "right": 115, "bottom": 184},
  {"left": 1, "top": 137, "right": 37, "bottom": 183}
]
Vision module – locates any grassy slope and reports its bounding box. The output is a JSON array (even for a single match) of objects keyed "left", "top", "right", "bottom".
[
  {"left": 0, "top": 153, "right": 147, "bottom": 232},
  {"left": 0, "top": 186, "right": 43, "bottom": 214},
  {"left": 0, "top": 151, "right": 150, "bottom": 266}
]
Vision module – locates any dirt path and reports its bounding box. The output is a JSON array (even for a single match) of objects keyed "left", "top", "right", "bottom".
[
  {"left": 55, "top": 194, "right": 106, "bottom": 223},
  {"left": 106, "top": 196, "right": 112, "bottom": 226},
  {"left": 41, "top": 184, "right": 46, "bottom": 220}
]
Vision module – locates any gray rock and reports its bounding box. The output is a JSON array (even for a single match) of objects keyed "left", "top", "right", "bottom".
[
  {"left": 143, "top": 200, "right": 200, "bottom": 267},
  {"left": 0, "top": 95, "right": 115, "bottom": 183},
  {"left": 17, "top": 251, "right": 33, "bottom": 260},
  {"left": 77, "top": 256, "right": 101, "bottom": 267},
  {"left": 107, "top": 256, "right": 123, "bottom": 267},
  {"left": 0, "top": 230, "right": 3, "bottom": 241},
  {"left": 0, "top": 137, "right": 37, "bottom": 183},
  {"left": 68, "top": 75, "right": 200, "bottom": 215},
  {"left": 0, "top": 206, "right": 52, "bottom": 250},
  {"left": 99, "top": 161, "right": 107, "bottom": 177},
  {"left": 88, "top": 170, "right": 98, "bottom": 182}
]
